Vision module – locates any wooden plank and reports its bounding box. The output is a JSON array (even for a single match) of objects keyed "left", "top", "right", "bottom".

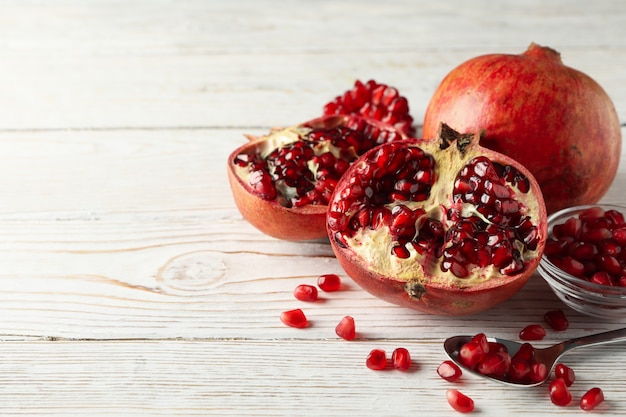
[
  {"left": 0, "top": 339, "right": 624, "bottom": 416},
  {"left": 0, "top": 1, "right": 624, "bottom": 129}
]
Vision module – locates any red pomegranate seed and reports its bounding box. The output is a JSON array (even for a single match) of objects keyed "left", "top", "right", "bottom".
[
  {"left": 508, "top": 357, "right": 531, "bottom": 382},
  {"left": 317, "top": 274, "right": 342, "bottom": 292},
  {"left": 391, "top": 347, "right": 411, "bottom": 370},
  {"left": 554, "top": 363, "right": 575, "bottom": 387},
  {"left": 437, "top": 360, "right": 463, "bottom": 382},
  {"left": 519, "top": 324, "right": 546, "bottom": 341},
  {"left": 580, "top": 387, "right": 605, "bottom": 411},
  {"left": 335, "top": 316, "right": 356, "bottom": 341},
  {"left": 293, "top": 284, "right": 318, "bottom": 302},
  {"left": 446, "top": 389, "right": 475, "bottom": 413},
  {"left": 366, "top": 348, "right": 388, "bottom": 370},
  {"left": 458, "top": 340, "right": 485, "bottom": 369},
  {"left": 280, "top": 309, "right": 308, "bottom": 328},
  {"left": 549, "top": 377, "right": 572, "bottom": 406},
  {"left": 512, "top": 342, "right": 535, "bottom": 362},
  {"left": 529, "top": 362, "right": 548, "bottom": 383},
  {"left": 477, "top": 351, "right": 511, "bottom": 377},
  {"left": 544, "top": 309, "right": 569, "bottom": 331}
]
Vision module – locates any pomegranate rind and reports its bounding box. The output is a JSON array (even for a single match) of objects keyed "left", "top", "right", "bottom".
[
  {"left": 326, "top": 125, "right": 547, "bottom": 316},
  {"left": 423, "top": 43, "right": 621, "bottom": 214}
]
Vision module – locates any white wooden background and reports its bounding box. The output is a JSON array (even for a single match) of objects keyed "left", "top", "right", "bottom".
[{"left": 1, "top": 1, "right": 626, "bottom": 416}]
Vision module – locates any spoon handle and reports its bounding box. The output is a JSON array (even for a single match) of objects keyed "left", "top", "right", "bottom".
[{"left": 561, "top": 327, "right": 626, "bottom": 354}]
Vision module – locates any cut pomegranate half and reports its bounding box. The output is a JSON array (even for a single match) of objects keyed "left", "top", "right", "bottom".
[
  {"left": 228, "top": 115, "right": 408, "bottom": 240},
  {"left": 326, "top": 123, "right": 547, "bottom": 315}
]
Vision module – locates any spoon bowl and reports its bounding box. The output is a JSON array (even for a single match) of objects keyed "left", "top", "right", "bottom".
[{"left": 443, "top": 327, "right": 626, "bottom": 387}]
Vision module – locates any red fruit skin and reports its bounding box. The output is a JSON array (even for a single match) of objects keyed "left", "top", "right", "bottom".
[
  {"left": 331, "top": 250, "right": 537, "bottom": 316},
  {"left": 423, "top": 43, "right": 622, "bottom": 214}
]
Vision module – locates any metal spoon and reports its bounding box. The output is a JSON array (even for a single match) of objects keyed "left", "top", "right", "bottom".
[{"left": 443, "top": 327, "right": 626, "bottom": 387}]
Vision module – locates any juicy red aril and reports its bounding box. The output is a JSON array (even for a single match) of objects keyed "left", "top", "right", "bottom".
[
  {"left": 323, "top": 79, "right": 415, "bottom": 136},
  {"left": 529, "top": 361, "right": 548, "bottom": 383},
  {"left": 549, "top": 377, "right": 572, "bottom": 406},
  {"left": 544, "top": 309, "right": 569, "bottom": 331},
  {"left": 391, "top": 347, "right": 411, "bottom": 370},
  {"left": 580, "top": 387, "right": 605, "bottom": 411},
  {"left": 335, "top": 316, "right": 356, "bottom": 340},
  {"left": 547, "top": 206, "right": 626, "bottom": 286},
  {"left": 446, "top": 389, "right": 475, "bottom": 413},
  {"left": 519, "top": 324, "right": 546, "bottom": 341},
  {"left": 366, "top": 349, "right": 387, "bottom": 370},
  {"left": 293, "top": 284, "right": 318, "bottom": 302},
  {"left": 280, "top": 309, "right": 308, "bottom": 328},
  {"left": 437, "top": 360, "right": 463, "bottom": 382},
  {"left": 327, "top": 141, "right": 539, "bottom": 280},
  {"left": 554, "top": 363, "right": 575, "bottom": 387},
  {"left": 317, "top": 274, "right": 342, "bottom": 292},
  {"left": 458, "top": 340, "right": 485, "bottom": 369},
  {"left": 477, "top": 351, "right": 511, "bottom": 377}
]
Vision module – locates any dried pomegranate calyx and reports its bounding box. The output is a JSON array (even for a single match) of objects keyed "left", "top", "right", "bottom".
[{"left": 328, "top": 124, "right": 544, "bottom": 289}]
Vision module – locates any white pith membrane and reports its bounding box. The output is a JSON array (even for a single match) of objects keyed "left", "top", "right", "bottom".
[{"left": 328, "top": 131, "right": 542, "bottom": 288}]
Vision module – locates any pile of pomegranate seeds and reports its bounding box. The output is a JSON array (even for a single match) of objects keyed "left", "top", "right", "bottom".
[
  {"left": 323, "top": 79, "right": 415, "bottom": 136},
  {"left": 545, "top": 206, "right": 626, "bottom": 286}
]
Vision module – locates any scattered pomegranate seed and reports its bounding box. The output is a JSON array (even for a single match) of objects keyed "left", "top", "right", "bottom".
[
  {"left": 437, "top": 360, "right": 463, "bottom": 382},
  {"left": 549, "top": 377, "right": 572, "bottom": 406},
  {"left": 280, "top": 308, "right": 308, "bottom": 328},
  {"left": 580, "top": 387, "right": 604, "bottom": 411},
  {"left": 544, "top": 309, "right": 569, "bottom": 331},
  {"left": 446, "top": 389, "right": 475, "bottom": 413},
  {"left": 317, "top": 274, "right": 342, "bottom": 292},
  {"left": 519, "top": 324, "right": 546, "bottom": 341},
  {"left": 366, "top": 348, "right": 387, "bottom": 370},
  {"left": 335, "top": 316, "right": 356, "bottom": 341},
  {"left": 554, "top": 363, "right": 575, "bottom": 387},
  {"left": 293, "top": 284, "right": 318, "bottom": 302},
  {"left": 391, "top": 347, "right": 411, "bottom": 370}
]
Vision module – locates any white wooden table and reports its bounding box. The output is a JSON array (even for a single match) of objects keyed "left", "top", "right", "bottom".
[{"left": 1, "top": 1, "right": 625, "bottom": 415}]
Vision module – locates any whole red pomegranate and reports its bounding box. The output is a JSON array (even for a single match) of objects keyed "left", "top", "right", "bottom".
[
  {"left": 422, "top": 43, "right": 622, "bottom": 214},
  {"left": 326, "top": 123, "right": 548, "bottom": 316},
  {"left": 227, "top": 115, "right": 407, "bottom": 240}
]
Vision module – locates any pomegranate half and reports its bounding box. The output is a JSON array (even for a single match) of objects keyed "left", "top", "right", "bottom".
[
  {"left": 423, "top": 43, "right": 622, "bottom": 214},
  {"left": 227, "top": 115, "right": 407, "bottom": 240},
  {"left": 326, "top": 123, "right": 548, "bottom": 316}
]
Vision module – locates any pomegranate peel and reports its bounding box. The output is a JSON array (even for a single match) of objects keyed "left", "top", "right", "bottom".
[
  {"left": 227, "top": 114, "right": 408, "bottom": 240},
  {"left": 327, "top": 123, "right": 548, "bottom": 316},
  {"left": 423, "top": 43, "right": 622, "bottom": 214}
]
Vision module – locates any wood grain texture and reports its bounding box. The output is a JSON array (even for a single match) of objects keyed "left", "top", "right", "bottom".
[{"left": 1, "top": 1, "right": 626, "bottom": 415}]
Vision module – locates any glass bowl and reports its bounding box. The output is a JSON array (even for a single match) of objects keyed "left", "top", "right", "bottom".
[{"left": 537, "top": 204, "right": 626, "bottom": 320}]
